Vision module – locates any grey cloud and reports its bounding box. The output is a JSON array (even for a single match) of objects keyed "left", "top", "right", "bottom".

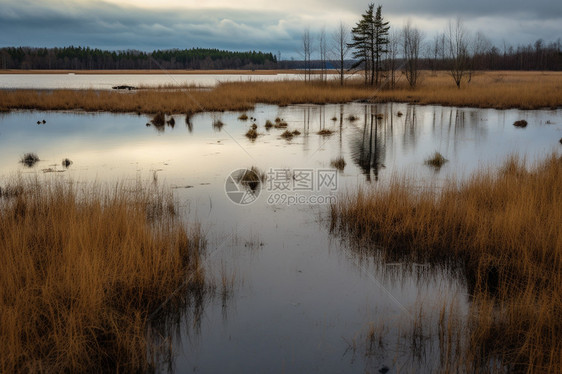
[{"left": 0, "top": 0, "right": 560, "bottom": 57}]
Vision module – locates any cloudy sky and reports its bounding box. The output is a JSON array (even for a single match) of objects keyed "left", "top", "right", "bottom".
[{"left": 1, "top": 0, "right": 560, "bottom": 57}]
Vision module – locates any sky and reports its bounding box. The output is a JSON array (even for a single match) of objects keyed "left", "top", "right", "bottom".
[{"left": 1, "top": 0, "right": 561, "bottom": 58}]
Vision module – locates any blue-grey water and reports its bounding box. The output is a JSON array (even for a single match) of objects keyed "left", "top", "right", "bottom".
[{"left": 0, "top": 103, "right": 560, "bottom": 373}]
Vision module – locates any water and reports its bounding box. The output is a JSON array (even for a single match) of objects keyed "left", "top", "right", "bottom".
[
  {"left": 0, "top": 73, "right": 302, "bottom": 90},
  {"left": 0, "top": 103, "right": 560, "bottom": 372}
]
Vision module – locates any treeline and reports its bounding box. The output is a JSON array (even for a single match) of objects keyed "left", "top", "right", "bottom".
[
  {"left": 299, "top": 3, "right": 562, "bottom": 88},
  {"left": 0, "top": 46, "right": 278, "bottom": 70}
]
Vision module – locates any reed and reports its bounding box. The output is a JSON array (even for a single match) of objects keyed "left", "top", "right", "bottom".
[
  {"left": 0, "top": 177, "right": 205, "bottom": 372},
  {"left": 332, "top": 154, "right": 562, "bottom": 372}
]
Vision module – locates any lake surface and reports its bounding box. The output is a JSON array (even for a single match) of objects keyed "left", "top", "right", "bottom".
[
  {"left": 0, "top": 103, "right": 560, "bottom": 373},
  {"left": 0, "top": 73, "right": 302, "bottom": 90}
]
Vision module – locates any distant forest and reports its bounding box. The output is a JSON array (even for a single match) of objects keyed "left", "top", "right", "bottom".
[
  {"left": 1, "top": 40, "right": 561, "bottom": 72},
  {"left": 0, "top": 47, "right": 278, "bottom": 70}
]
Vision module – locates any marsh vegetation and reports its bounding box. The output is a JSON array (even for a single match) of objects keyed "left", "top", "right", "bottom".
[
  {"left": 1, "top": 72, "right": 560, "bottom": 114},
  {"left": 0, "top": 178, "right": 206, "bottom": 372},
  {"left": 331, "top": 155, "right": 562, "bottom": 372}
]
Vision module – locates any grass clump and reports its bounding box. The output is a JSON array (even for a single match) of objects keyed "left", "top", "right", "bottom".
[
  {"left": 317, "top": 129, "right": 334, "bottom": 136},
  {"left": 20, "top": 153, "right": 40, "bottom": 167},
  {"left": 265, "top": 120, "right": 274, "bottom": 129},
  {"left": 150, "top": 112, "right": 165, "bottom": 126},
  {"left": 331, "top": 154, "right": 562, "bottom": 372},
  {"left": 347, "top": 114, "right": 359, "bottom": 121},
  {"left": 330, "top": 157, "right": 347, "bottom": 171},
  {"left": 238, "top": 113, "right": 249, "bottom": 121},
  {"left": 245, "top": 128, "right": 258, "bottom": 140},
  {"left": 424, "top": 152, "right": 448, "bottom": 168},
  {"left": 213, "top": 119, "right": 225, "bottom": 131},
  {"left": 280, "top": 130, "right": 294, "bottom": 140},
  {"left": 61, "top": 158, "right": 73, "bottom": 168},
  {"left": 513, "top": 119, "right": 528, "bottom": 128},
  {"left": 0, "top": 178, "right": 205, "bottom": 372}
]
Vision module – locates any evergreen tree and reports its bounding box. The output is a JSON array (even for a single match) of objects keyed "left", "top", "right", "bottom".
[
  {"left": 373, "top": 5, "right": 390, "bottom": 86},
  {"left": 349, "top": 4, "right": 389, "bottom": 86},
  {"left": 348, "top": 4, "right": 374, "bottom": 85}
]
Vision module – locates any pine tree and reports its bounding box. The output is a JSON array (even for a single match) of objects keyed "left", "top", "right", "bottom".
[
  {"left": 349, "top": 4, "right": 389, "bottom": 86},
  {"left": 373, "top": 5, "right": 390, "bottom": 86},
  {"left": 348, "top": 5, "right": 374, "bottom": 85}
]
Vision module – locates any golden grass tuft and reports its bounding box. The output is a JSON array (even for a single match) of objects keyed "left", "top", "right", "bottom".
[
  {"left": 331, "top": 154, "right": 562, "bottom": 372},
  {"left": 330, "top": 157, "right": 347, "bottom": 171},
  {"left": 245, "top": 127, "right": 258, "bottom": 140},
  {"left": 280, "top": 130, "right": 294, "bottom": 140},
  {"left": 425, "top": 152, "right": 448, "bottom": 168},
  {"left": 317, "top": 129, "right": 335, "bottom": 136},
  {"left": 0, "top": 178, "right": 205, "bottom": 372}
]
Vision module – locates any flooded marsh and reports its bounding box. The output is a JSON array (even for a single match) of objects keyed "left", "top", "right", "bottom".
[{"left": 0, "top": 102, "right": 561, "bottom": 372}]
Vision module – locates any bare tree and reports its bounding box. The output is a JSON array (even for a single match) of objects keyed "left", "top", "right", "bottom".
[
  {"left": 431, "top": 33, "right": 445, "bottom": 72},
  {"left": 402, "top": 21, "right": 423, "bottom": 88},
  {"left": 331, "top": 22, "right": 350, "bottom": 86},
  {"left": 319, "top": 27, "right": 328, "bottom": 82},
  {"left": 301, "top": 28, "right": 313, "bottom": 82},
  {"left": 470, "top": 31, "right": 492, "bottom": 81},
  {"left": 446, "top": 18, "right": 470, "bottom": 88},
  {"left": 386, "top": 29, "right": 400, "bottom": 88}
]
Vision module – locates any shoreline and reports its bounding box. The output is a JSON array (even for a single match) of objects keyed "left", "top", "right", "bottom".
[
  {"left": 0, "top": 71, "right": 561, "bottom": 112},
  {"left": 0, "top": 69, "right": 306, "bottom": 75}
]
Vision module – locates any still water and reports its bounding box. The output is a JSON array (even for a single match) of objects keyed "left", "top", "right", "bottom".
[
  {"left": 0, "top": 73, "right": 302, "bottom": 90},
  {"left": 0, "top": 103, "right": 560, "bottom": 372}
]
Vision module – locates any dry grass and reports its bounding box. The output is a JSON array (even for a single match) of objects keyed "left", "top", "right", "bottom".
[
  {"left": 317, "top": 129, "right": 335, "bottom": 136},
  {"left": 280, "top": 130, "right": 294, "bottom": 140},
  {"left": 245, "top": 127, "right": 258, "bottom": 140},
  {"left": 331, "top": 157, "right": 347, "bottom": 171},
  {"left": 0, "top": 71, "right": 559, "bottom": 114},
  {"left": 425, "top": 152, "right": 448, "bottom": 168},
  {"left": 20, "top": 153, "right": 40, "bottom": 168},
  {"left": 375, "top": 71, "right": 562, "bottom": 110},
  {"left": 331, "top": 154, "right": 562, "bottom": 372},
  {"left": 0, "top": 178, "right": 205, "bottom": 372}
]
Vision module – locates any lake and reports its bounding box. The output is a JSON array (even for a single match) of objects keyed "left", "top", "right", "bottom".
[
  {"left": 0, "top": 72, "right": 303, "bottom": 90},
  {"left": 0, "top": 103, "right": 560, "bottom": 373}
]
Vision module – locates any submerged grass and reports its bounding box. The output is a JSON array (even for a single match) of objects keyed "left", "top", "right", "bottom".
[
  {"left": 331, "top": 154, "right": 562, "bottom": 372},
  {"left": 331, "top": 157, "right": 347, "bottom": 171},
  {"left": 317, "top": 129, "right": 335, "bottom": 136},
  {"left": 2, "top": 71, "right": 558, "bottom": 114},
  {"left": 425, "top": 152, "right": 448, "bottom": 168},
  {"left": 20, "top": 153, "right": 40, "bottom": 167},
  {"left": 0, "top": 178, "right": 205, "bottom": 372}
]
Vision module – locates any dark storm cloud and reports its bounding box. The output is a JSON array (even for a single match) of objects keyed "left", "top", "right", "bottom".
[
  {"left": 0, "top": 0, "right": 302, "bottom": 53},
  {"left": 348, "top": 0, "right": 562, "bottom": 20},
  {"left": 0, "top": 0, "right": 560, "bottom": 56}
]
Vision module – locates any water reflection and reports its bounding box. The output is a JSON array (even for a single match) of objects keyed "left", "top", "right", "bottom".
[
  {"left": 349, "top": 106, "right": 387, "bottom": 182},
  {"left": 0, "top": 103, "right": 560, "bottom": 373}
]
